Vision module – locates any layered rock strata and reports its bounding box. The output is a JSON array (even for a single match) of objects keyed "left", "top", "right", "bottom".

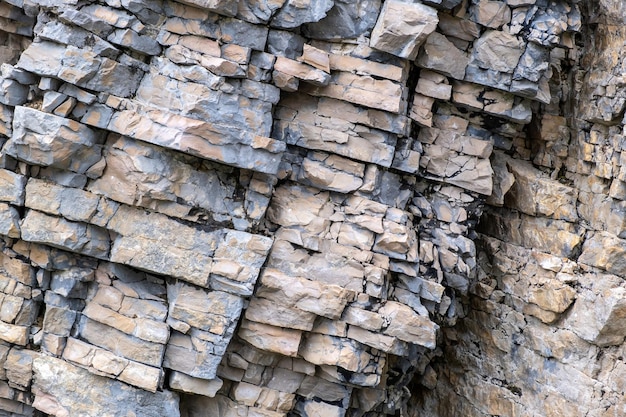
[
  {"left": 0, "top": 0, "right": 612, "bottom": 416},
  {"left": 412, "top": 1, "right": 626, "bottom": 416}
]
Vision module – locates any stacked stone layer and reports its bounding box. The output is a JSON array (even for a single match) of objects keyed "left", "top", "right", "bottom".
[{"left": 0, "top": 0, "right": 609, "bottom": 416}]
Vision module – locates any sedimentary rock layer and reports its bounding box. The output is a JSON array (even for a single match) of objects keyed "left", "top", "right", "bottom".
[{"left": 0, "top": 0, "right": 616, "bottom": 417}]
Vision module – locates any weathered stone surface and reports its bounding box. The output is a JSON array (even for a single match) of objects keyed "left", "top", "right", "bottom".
[
  {"left": 239, "top": 319, "right": 302, "bottom": 357},
  {"left": 107, "top": 205, "right": 219, "bottom": 285},
  {"left": 5, "top": 106, "right": 102, "bottom": 174},
  {"left": 21, "top": 210, "right": 110, "bottom": 259},
  {"left": 470, "top": 0, "right": 511, "bottom": 28},
  {"left": 369, "top": 0, "right": 438, "bottom": 60},
  {"left": 17, "top": 42, "right": 143, "bottom": 97},
  {"left": 256, "top": 268, "right": 353, "bottom": 319},
  {"left": 579, "top": 232, "right": 626, "bottom": 276},
  {"left": 472, "top": 30, "right": 525, "bottom": 74},
  {"left": 565, "top": 277, "right": 626, "bottom": 346},
  {"left": 302, "top": 0, "right": 381, "bottom": 40},
  {"left": 0, "top": 1, "right": 602, "bottom": 417},
  {"left": 270, "top": 0, "right": 334, "bottom": 29},
  {"left": 32, "top": 357, "right": 179, "bottom": 417},
  {"left": 416, "top": 32, "right": 469, "bottom": 80},
  {"left": 169, "top": 372, "right": 223, "bottom": 397}
]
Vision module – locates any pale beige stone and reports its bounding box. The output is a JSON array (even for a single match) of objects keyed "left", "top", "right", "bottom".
[
  {"left": 472, "top": 30, "right": 525, "bottom": 73},
  {"left": 257, "top": 268, "right": 353, "bottom": 319},
  {"left": 416, "top": 32, "right": 469, "bottom": 80},
  {"left": 82, "top": 302, "right": 137, "bottom": 335},
  {"left": 238, "top": 319, "right": 302, "bottom": 357},
  {"left": 299, "top": 44, "right": 330, "bottom": 72},
  {"left": 118, "top": 361, "right": 163, "bottom": 393},
  {"left": 245, "top": 297, "right": 317, "bottom": 331},
  {"left": 379, "top": 301, "right": 438, "bottom": 349},
  {"left": 169, "top": 372, "right": 223, "bottom": 397},
  {"left": 369, "top": 0, "right": 438, "bottom": 60},
  {"left": 299, "top": 333, "right": 372, "bottom": 372},
  {"left": 471, "top": 0, "right": 511, "bottom": 29}
]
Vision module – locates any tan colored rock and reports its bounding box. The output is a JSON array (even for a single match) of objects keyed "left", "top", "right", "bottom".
[
  {"left": 0, "top": 203, "right": 20, "bottom": 238},
  {"left": 25, "top": 179, "right": 101, "bottom": 223},
  {"left": 566, "top": 279, "right": 626, "bottom": 346},
  {"left": 245, "top": 297, "right": 317, "bottom": 331},
  {"left": 472, "top": 30, "right": 525, "bottom": 73},
  {"left": 239, "top": 319, "right": 302, "bottom": 357},
  {"left": 369, "top": 0, "right": 438, "bottom": 60},
  {"left": 409, "top": 94, "right": 434, "bottom": 127},
  {"left": 470, "top": 1, "right": 511, "bottom": 28},
  {"left": 299, "top": 333, "right": 373, "bottom": 373},
  {"left": 274, "top": 56, "right": 330, "bottom": 86},
  {"left": 505, "top": 158, "right": 578, "bottom": 221},
  {"left": 78, "top": 317, "right": 165, "bottom": 367},
  {"left": 257, "top": 268, "right": 353, "bottom": 319},
  {"left": 21, "top": 210, "right": 110, "bottom": 259},
  {"left": 416, "top": 71, "right": 452, "bottom": 100},
  {"left": 107, "top": 206, "right": 218, "bottom": 286},
  {"left": 579, "top": 232, "right": 626, "bottom": 276},
  {"left": 0, "top": 169, "right": 25, "bottom": 205},
  {"left": 5, "top": 348, "right": 36, "bottom": 389},
  {"left": 171, "top": 0, "right": 238, "bottom": 16},
  {"left": 416, "top": 32, "right": 469, "bottom": 80},
  {"left": 6, "top": 106, "right": 102, "bottom": 174},
  {"left": 169, "top": 372, "right": 222, "bottom": 397},
  {"left": 299, "top": 44, "right": 330, "bottom": 72},
  {"left": 0, "top": 322, "right": 29, "bottom": 346},
  {"left": 379, "top": 301, "right": 438, "bottom": 349},
  {"left": 299, "top": 156, "right": 364, "bottom": 193},
  {"left": 32, "top": 356, "right": 179, "bottom": 417}
]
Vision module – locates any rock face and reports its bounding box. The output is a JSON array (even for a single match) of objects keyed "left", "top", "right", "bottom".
[{"left": 0, "top": 0, "right": 623, "bottom": 417}]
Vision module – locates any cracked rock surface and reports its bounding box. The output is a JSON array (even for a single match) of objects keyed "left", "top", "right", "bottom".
[{"left": 0, "top": 0, "right": 623, "bottom": 417}]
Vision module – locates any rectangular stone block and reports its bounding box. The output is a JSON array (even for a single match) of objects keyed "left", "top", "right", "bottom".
[
  {"left": 0, "top": 203, "right": 20, "bottom": 238},
  {"left": 238, "top": 319, "right": 302, "bottom": 357},
  {"left": 0, "top": 169, "right": 26, "bottom": 206},
  {"left": 245, "top": 297, "right": 317, "bottom": 331},
  {"left": 299, "top": 333, "right": 372, "bottom": 373},
  {"left": 21, "top": 210, "right": 110, "bottom": 259},
  {"left": 164, "top": 334, "right": 221, "bottom": 379},
  {"left": 169, "top": 372, "right": 222, "bottom": 397},
  {"left": 0, "top": 321, "right": 28, "bottom": 345},
  {"left": 257, "top": 268, "right": 353, "bottom": 320},
  {"left": 108, "top": 205, "right": 218, "bottom": 286},
  {"left": 379, "top": 301, "right": 438, "bottom": 349},
  {"left": 6, "top": 106, "right": 102, "bottom": 175},
  {"left": 105, "top": 105, "right": 285, "bottom": 174},
  {"left": 25, "top": 178, "right": 100, "bottom": 223},
  {"left": 78, "top": 317, "right": 165, "bottom": 367}
]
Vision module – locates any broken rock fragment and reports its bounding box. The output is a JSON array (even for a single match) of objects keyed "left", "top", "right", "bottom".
[{"left": 370, "top": 0, "right": 438, "bottom": 60}]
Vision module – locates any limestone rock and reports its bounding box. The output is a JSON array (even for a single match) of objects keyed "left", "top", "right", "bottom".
[
  {"left": 32, "top": 356, "right": 180, "bottom": 417},
  {"left": 302, "top": 0, "right": 381, "bottom": 40},
  {"left": 472, "top": 30, "right": 525, "bottom": 74},
  {"left": 21, "top": 210, "right": 110, "bottom": 259},
  {"left": 566, "top": 278, "right": 626, "bottom": 347},
  {"left": 369, "top": 0, "right": 439, "bottom": 60},
  {"left": 416, "top": 32, "right": 469, "bottom": 80},
  {"left": 470, "top": 0, "right": 511, "bottom": 28},
  {"left": 5, "top": 106, "right": 102, "bottom": 174},
  {"left": 270, "top": 0, "right": 334, "bottom": 29}
]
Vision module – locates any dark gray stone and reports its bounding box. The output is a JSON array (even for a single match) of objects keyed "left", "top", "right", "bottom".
[{"left": 270, "top": 0, "right": 334, "bottom": 29}]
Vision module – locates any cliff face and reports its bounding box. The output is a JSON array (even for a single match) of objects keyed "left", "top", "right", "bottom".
[
  {"left": 418, "top": 2, "right": 626, "bottom": 417},
  {"left": 0, "top": 0, "right": 618, "bottom": 416}
]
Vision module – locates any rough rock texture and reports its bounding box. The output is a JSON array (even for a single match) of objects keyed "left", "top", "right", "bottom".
[{"left": 0, "top": 0, "right": 622, "bottom": 417}]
